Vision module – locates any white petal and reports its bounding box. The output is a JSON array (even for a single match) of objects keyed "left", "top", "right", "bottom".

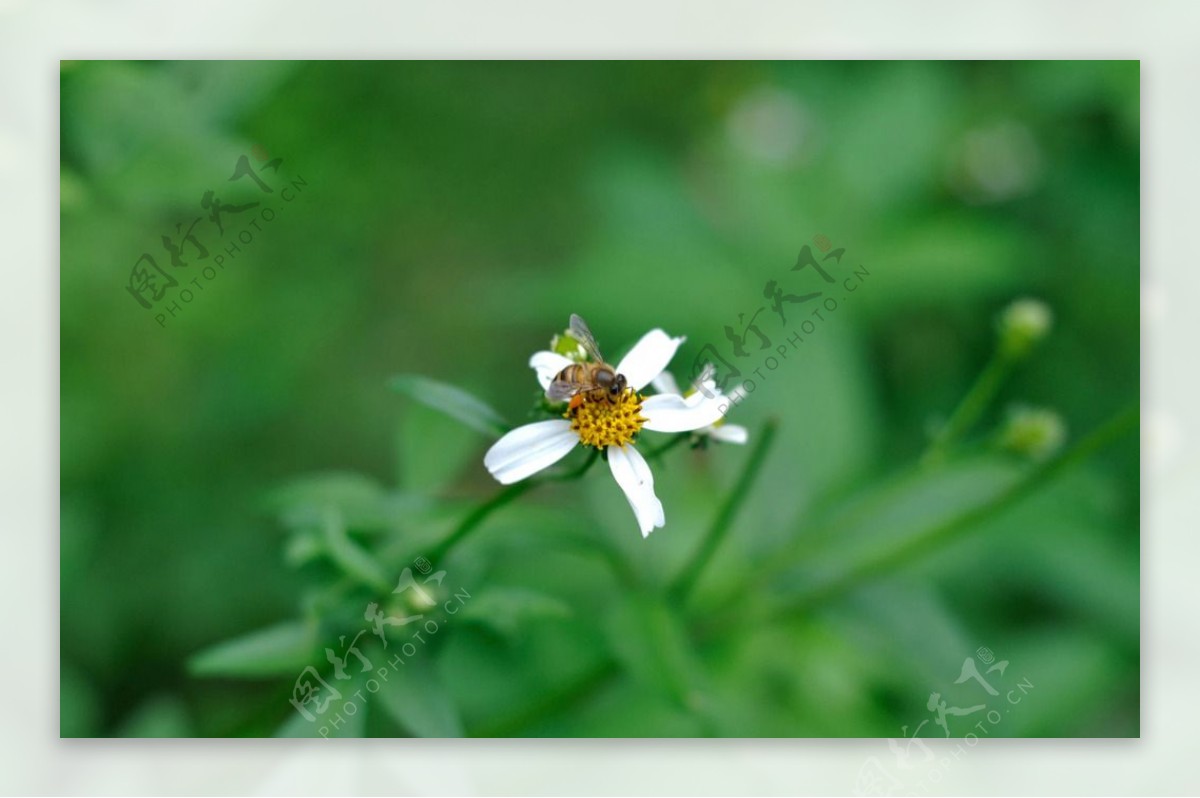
[
  {"left": 641, "top": 391, "right": 727, "bottom": 433},
  {"left": 616, "top": 329, "right": 685, "bottom": 391},
  {"left": 483, "top": 420, "right": 577, "bottom": 484},
  {"left": 650, "top": 370, "right": 681, "bottom": 396},
  {"left": 607, "top": 445, "right": 665, "bottom": 537},
  {"left": 529, "top": 351, "right": 574, "bottom": 390},
  {"left": 726, "top": 383, "right": 749, "bottom": 404},
  {"left": 707, "top": 423, "right": 749, "bottom": 444}
]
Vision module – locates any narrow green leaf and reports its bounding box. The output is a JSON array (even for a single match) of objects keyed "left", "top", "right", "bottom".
[
  {"left": 390, "top": 374, "right": 509, "bottom": 436},
  {"left": 188, "top": 621, "right": 316, "bottom": 678},
  {"left": 459, "top": 587, "right": 572, "bottom": 639},
  {"left": 283, "top": 528, "right": 324, "bottom": 568},
  {"left": 603, "top": 592, "right": 705, "bottom": 708},
  {"left": 266, "top": 471, "right": 387, "bottom": 528},
  {"left": 321, "top": 510, "right": 391, "bottom": 592},
  {"left": 114, "top": 696, "right": 194, "bottom": 738}
]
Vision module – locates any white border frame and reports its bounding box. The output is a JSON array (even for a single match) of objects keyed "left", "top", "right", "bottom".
[{"left": 5, "top": 0, "right": 1194, "bottom": 793}]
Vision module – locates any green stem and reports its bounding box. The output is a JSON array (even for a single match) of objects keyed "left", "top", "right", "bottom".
[
  {"left": 755, "top": 441, "right": 992, "bottom": 589},
  {"left": 748, "top": 402, "right": 1138, "bottom": 630},
  {"left": 669, "top": 419, "right": 779, "bottom": 602},
  {"left": 922, "top": 350, "right": 1014, "bottom": 467},
  {"left": 427, "top": 447, "right": 601, "bottom": 565},
  {"left": 641, "top": 431, "right": 691, "bottom": 461},
  {"left": 464, "top": 405, "right": 1136, "bottom": 736},
  {"left": 462, "top": 429, "right": 753, "bottom": 736},
  {"left": 425, "top": 481, "right": 535, "bottom": 565},
  {"left": 552, "top": 446, "right": 603, "bottom": 481}
]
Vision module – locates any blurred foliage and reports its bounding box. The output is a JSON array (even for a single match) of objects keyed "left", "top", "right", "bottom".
[{"left": 59, "top": 61, "right": 1139, "bottom": 738}]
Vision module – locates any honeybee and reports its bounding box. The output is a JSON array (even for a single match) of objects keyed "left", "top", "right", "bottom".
[{"left": 547, "top": 314, "right": 628, "bottom": 410}]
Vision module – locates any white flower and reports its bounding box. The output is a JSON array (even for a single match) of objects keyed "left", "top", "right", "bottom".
[
  {"left": 650, "top": 370, "right": 748, "bottom": 445},
  {"left": 485, "top": 325, "right": 739, "bottom": 538}
]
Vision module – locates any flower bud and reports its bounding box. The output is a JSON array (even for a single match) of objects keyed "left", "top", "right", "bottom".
[
  {"left": 551, "top": 331, "right": 588, "bottom": 362},
  {"left": 997, "top": 297, "right": 1052, "bottom": 357},
  {"left": 999, "top": 405, "right": 1066, "bottom": 461}
]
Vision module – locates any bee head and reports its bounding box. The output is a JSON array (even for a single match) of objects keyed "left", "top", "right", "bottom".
[{"left": 611, "top": 373, "right": 627, "bottom": 395}]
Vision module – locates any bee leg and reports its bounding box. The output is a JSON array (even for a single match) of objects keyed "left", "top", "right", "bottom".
[{"left": 568, "top": 394, "right": 585, "bottom": 413}]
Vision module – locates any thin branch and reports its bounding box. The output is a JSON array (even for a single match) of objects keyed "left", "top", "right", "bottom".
[{"left": 669, "top": 419, "right": 779, "bottom": 602}]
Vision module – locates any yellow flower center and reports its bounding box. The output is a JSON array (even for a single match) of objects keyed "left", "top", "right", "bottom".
[{"left": 566, "top": 389, "right": 647, "bottom": 449}]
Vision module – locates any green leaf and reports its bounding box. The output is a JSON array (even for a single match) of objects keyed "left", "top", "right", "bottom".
[
  {"left": 603, "top": 591, "right": 706, "bottom": 709},
  {"left": 459, "top": 587, "right": 572, "bottom": 639},
  {"left": 390, "top": 374, "right": 509, "bottom": 436},
  {"left": 114, "top": 695, "right": 194, "bottom": 738},
  {"left": 321, "top": 510, "right": 391, "bottom": 592},
  {"left": 375, "top": 657, "right": 464, "bottom": 737},
  {"left": 188, "top": 621, "right": 316, "bottom": 679},
  {"left": 773, "top": 454, "right": 1027, "bottom": 592},
  {"left": 397, "top": 404, "right": 482, "bottom": 493},
  {"left": 60, "top": 664, "right": 101, "bottom": 738},
  {"left": 283, "top": 528, "right": 324, "bottom": 568},
  {"left": 267, "top": 472, "right": 440, "bottom": 544},
  {"left": 266, "top": 471, "right": 388, "bottom": 527}
]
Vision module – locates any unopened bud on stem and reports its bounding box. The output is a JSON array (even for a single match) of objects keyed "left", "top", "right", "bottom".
[
  {"left": 997, "top": 297, "right": 1052, "bottom": 358},
  {"left": 999, "top": 404, "right": 1066, "bottom": 461}
]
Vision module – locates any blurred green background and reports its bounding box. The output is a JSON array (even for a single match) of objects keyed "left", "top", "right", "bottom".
[{"left": 60, "top": 61, "right": 1139, "bottom": 738}]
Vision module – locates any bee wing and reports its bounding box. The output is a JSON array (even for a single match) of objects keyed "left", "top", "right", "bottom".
[
  {"left": 546, "top": 377, "right": 584, "bottom": 403},
  {"left": 569, "top": 314, "right": 606, "bottom": 363}
]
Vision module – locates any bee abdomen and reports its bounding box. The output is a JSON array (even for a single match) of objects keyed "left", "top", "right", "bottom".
[{"left": 556, "top": 363, "right": 589, "bottom": 383}]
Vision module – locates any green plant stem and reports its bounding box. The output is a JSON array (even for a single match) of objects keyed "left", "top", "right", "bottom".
[
  {"left": 551, "top": 445, "right": 603, "bottom": 480},
  {"left": 467, "top": 405, "right": 1137, "bottom": 736},
  {"left": 434, "top": 430, "right": 685, "bottom": 567},
  {"left": 753, "top": 441, "right": 992, "bottom": 589},
  {"left": 425, "top": 482, "right": 535, "bottom": 565},
  {"left": 463, "top": 428, "right": 764, "bottom": 735},
  {"left": 641, "top": 431, "right": 691, "bottom": 461},
  {"left": 735, "top": 402, "right": 1138, "bottom": 632},
  {"left": 921, "top": 349, "right": 1014, "bottom": 467},
  {"left": 427, "top": 447, "right": 601, "bottom": 565},
  {"left": 669, "top": 419, "right": 779, "bottom": 602}
]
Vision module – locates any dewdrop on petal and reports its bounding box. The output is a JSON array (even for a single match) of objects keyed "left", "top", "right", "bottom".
[
  {"left": 997, "top": 297, "right": 1053, "bottom": 358},
  {"left": 999, "top": 405, "right": 1066, "bottom": 461}
]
